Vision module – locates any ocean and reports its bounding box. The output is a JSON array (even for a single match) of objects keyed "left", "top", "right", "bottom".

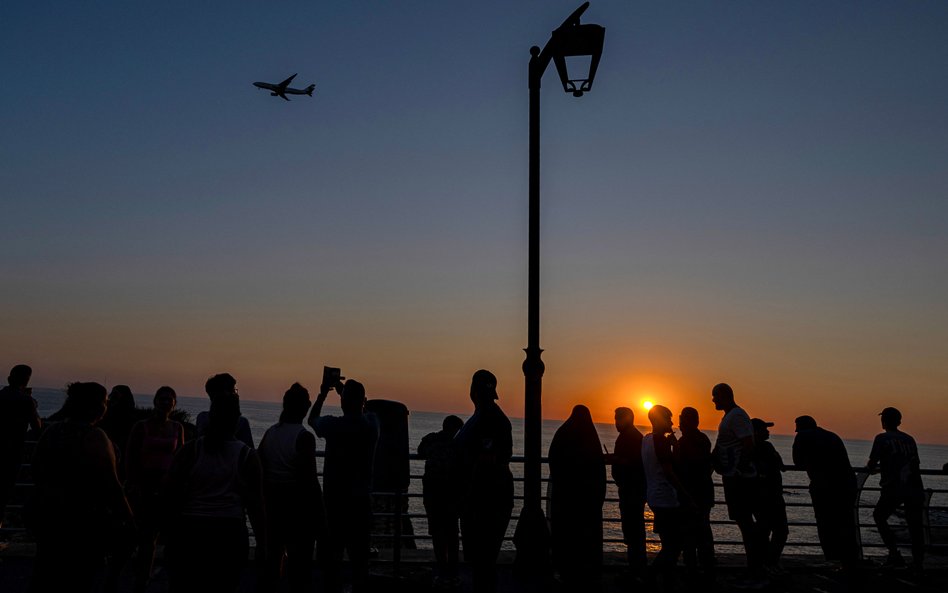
[{"left": 31, "top": 388, "right": 948, "bottom": 556}]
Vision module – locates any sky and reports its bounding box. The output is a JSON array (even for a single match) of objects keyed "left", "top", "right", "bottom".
[{"left": 2, "top": 1, "right": 947, "bottom": 445}]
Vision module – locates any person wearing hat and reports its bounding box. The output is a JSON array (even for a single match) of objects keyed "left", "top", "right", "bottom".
[
  {"left": 791, "top": 416, "right": 859, "bottom": 568},
  {"left": 867, "top": 407, "right": 925, "bottom": 570},
  {"left": 751, "top": 419, "right": 788, "bottom": 573},
  {"left": 455, "top": 370, "right": 513, "bottom": 593}
]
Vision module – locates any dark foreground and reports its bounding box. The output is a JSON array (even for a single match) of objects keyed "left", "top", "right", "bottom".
[{"left": 1, "top": 549, "right": 947, "bottom": 593}]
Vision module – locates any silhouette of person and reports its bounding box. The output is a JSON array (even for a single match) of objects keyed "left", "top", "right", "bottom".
[
  {"left": 642, "top": 405, "right": 691, "bottom": 592},
  {"left": 751, "top": 418, "right": 787, "bottom": 572},
  {"left": 867, "top": 407, "right": 925, "bottom": 570},
  {"left": 548, "top": 405, "right": 606, "bottom": 588},
  {"left": 610, "top": 406, "right": 646, "bottom": 573},
  {"left": 124, "top": 386, "right": 185, "bottom": 593},
  {"left": 455, "top": 370, "right": 513, "bottom": 593},
  {"left": 307, "top": 378, "right": 379, "bottom": 593},
  {"left": 259, "top": 382, "right": 325, "bottom": 593},
  {"left": 418, "top": 414, "right": 465, "bottom": 586},
  {"left": 710, "top": 383, "right": 764, "bottom": 579},
  {"left": 675, "top": 407, "right": 715, "bottom": 576},
  {"left": 99, "top": 384, "right": 138, "bottom": 479},
  {"left": 195, "top": 373, "right": 255, "bottom": 449},
  {"left": 163, "top": 393, "right": 266, "bottom": 593},
  {"left": 791, "top": 415, "right": 859, "bottom": 567},
  {"left": 28, "top": 382, "right": 133, "bottom": 593},
  {"left": 0, "top": 364, "right": 41, "bottom": 529}
]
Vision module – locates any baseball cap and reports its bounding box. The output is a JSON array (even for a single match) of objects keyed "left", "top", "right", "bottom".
[
  {"left": 752, "top": 418, "right": 774, "bottom": 431},
  {"left": 879, "top": 407, "right": 902, "bottom": 423},
  {"left": 471, "top": 369, "right": 499, "bottom": 400}
]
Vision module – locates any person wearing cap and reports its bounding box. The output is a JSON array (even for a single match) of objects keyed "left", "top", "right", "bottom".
[
  {"left": 307, "top": 378, "right": 380, "bottom": 593},
  {"left": 867, "top": 407, "right": 925, "bottom": 570},
  {"left": 710, "top": 383, "right": 764, "bottom": 577},
  {"left": 675, "top": 407, "right": 715, "bottom": 576},
  {"left": 455, "top": 370, "right": 513, "bottom": 593},
  {"left": 751, "top": 418, "right": 788, "bottom": 572},
  {"left": 791, "top": 415, "right": 859, "bottom": 567}
]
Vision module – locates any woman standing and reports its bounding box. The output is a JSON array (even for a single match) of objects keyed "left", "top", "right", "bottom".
[
  {"left": 258, "top": 383, "right": 325, "bottom": 593},
  {"left": 125, "top": 386, "right": 185, "bottom": 592},
  {"left": 548, "top": 405, "right": 606, "bottom": 589},
  {"left": 29, "top": 382, "right": 133, "bottom": 593},
  {"left": 163, "top": 393, "right": 266, "bottom": 593}
]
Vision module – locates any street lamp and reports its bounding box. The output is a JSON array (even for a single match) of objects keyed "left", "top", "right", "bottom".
[{"left": 516, "top": 1, "right": 605, "bottom": 570}]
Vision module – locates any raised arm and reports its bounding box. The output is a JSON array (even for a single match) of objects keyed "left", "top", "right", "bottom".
[{"left": 306, "top": 386, "right": 329, "bottom": 436}]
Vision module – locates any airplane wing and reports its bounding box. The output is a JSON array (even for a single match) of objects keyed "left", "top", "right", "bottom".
[
  {"left": 280, "top": 93, "right": 290, "bottom": 101},
  {"left": 277, "top": 73, "right": 297, "bottom": 90}
]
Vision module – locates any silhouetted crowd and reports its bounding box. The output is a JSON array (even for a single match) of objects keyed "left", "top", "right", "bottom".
[{"left": 0, "top": 365, "right": 937, "bottom": 593}]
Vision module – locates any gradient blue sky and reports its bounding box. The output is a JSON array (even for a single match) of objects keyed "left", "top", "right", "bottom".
[{"left": 2, "top": 1, "right": 947, "bottom": 444}]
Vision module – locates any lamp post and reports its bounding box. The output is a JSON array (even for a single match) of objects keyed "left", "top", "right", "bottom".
[{"left": 516, "top": 1, "right": 605, "bottom": 568}]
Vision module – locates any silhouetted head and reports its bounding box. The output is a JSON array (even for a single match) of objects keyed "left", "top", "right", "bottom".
[
  {"left": 153, "top": 386, "right": 177, "bottom": 419},
  {"left": 615, "top": 407, "right": 634, "bottom": 432},
  {"left": 679, "top": 407, "right": 700, "bottom": 432},
  {"left": 442, "top": 415, "right": 464, "bottom": 436},
  {"left": 205, "top": 394, "right": 241, "bottom": 443},
  {"left": 570, "top": 404, "right": 593, "bottom": 424},
  {"left": 281, "top": 382, "right": 311, "bottom": 423},
  {"left": 711, "top": 383, "right": 735, "bottom": 411},
  {"left": 340, "top": 379, "right": 366, "bottom": 415},
  {"left": 64, "top": 382, "right": 109, "bottom": 424},
  {"left": 879, "top": 407, "right": 902, "bottom": 430},
  {"left": 470, "top": 369, "right": 498, "bottom": 407},
  {"left": 7, "top": 364, "right": 32, "bottom": 389},
  {"left": 205, "top": 373, "right": 237, "bottom": 401},
  {"left": 752, "top": 418, "right": 774, "bottom": 441},
  {"left": 648, "top": 404, "right": 673, "bottom": 434},
  {"left": 108, "top": 385, "right": 136, "bottom": 413},
  {"left": 794, "top": 415, "right": 818, "bottom": 432}
]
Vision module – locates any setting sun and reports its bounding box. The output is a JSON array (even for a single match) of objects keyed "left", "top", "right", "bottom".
[{"left": 643, "top": 401, "right": 654, "bottom": 411}]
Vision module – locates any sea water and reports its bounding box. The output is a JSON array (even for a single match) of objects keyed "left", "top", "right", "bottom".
[{"left": 31, "top": 388, "right": 948, "bottom": 556}]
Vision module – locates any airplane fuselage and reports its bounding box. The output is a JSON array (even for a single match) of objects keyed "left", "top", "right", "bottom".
[{"left": 253, "top": 76, "right": 315, "bottom": 100}]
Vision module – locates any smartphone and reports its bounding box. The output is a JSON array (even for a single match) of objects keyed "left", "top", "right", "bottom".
[{"left": 322, "top": 366, "right": 343, "bottom": 390}]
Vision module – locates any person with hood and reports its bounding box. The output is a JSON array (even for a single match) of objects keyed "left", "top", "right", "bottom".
[{"left": 548, "top": 404, "right": 606, "bottom": 588}]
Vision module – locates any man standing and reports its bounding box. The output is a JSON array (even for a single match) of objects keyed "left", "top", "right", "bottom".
[
  {"left": 710, "top": 383, "right": 763, "bottom": 577},
  {"left": 455, "top": 370, "right": 513, "bottom": 593},
  {"left": 418, "top": 415, "right": 465, "bottom": 586},
  {"left": 611, "top": 406, "right": 646, "bottom": 574},
  {"left": 676, "top": 407, "right": 715, "bottom": 575},
  {"left": 0, "top": 364, "right": 41, "bottom": 528},
  {"left": 642, "top": 405, "right": 690, "bottom": 592},
  {"left": 792, "top": 415, "right": 859, "bottom": 567},
  {"left": 868, "top": 407, "right": 925, "bottom": 570},
  {"left": 308, "top": 378, "right": 380, "bottom": 593}
]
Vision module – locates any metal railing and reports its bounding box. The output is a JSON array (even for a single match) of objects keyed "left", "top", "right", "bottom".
[{"left": 5, "top": 451, "right": 946, "bottom": 567}]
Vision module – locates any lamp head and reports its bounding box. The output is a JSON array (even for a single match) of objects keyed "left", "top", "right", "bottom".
[{"left": 551, "top": 5, "right": 605, "bottom": 96}]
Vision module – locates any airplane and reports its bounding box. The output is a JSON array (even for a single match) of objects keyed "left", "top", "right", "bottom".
[{"left": 252, "top": 73, "right": 315, "bottom": 101}]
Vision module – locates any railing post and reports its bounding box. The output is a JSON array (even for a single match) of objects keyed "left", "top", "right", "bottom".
[{"left": 393, "top": 489, "right": 402, "bottom": 577}]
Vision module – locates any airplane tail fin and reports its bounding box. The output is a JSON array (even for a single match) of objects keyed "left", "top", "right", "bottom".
[{"left": 305, "top": 84, "right": 316, "bottom": 97}]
